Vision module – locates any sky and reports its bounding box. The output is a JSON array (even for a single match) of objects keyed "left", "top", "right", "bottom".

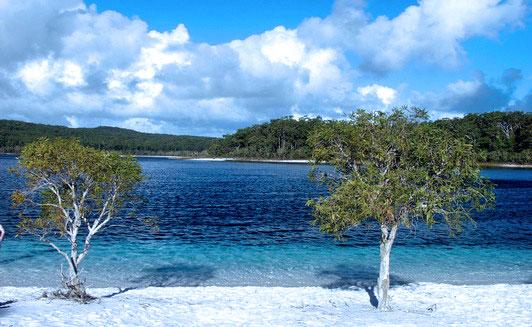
[{"left": 0, "top": 0, "right": 531, "bottom": 136}]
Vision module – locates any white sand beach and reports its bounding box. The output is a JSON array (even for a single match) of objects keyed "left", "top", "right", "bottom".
[
  {"left": 1, "top": 283, "right": 530, "bottom": 326},
  {"left": 184, "top": 157, "right": 310, "bottom": 164}
]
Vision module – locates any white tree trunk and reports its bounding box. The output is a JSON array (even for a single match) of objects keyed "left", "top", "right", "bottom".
[
  {"left": 45, "top": 240, "right": 82, "bottom": 293},
  {"left": 0, "top": 224, "right": 4, "bottom": 242},
  {"left": 377, "top": 224, "right": 398, "bottom": 310},
  {"left": 67, "top": 255, "right": 80, "bottom": 288},
  {"left": 67, "top": 204, "right": 82, "bottom": 291}
]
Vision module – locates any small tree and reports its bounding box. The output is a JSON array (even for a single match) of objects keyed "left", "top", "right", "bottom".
[
  {"left": 11, "top": 138, "right": 142, "bottom": 301},
  {"left": 307, "top": 108, "right": 494, "bottom": 310}
]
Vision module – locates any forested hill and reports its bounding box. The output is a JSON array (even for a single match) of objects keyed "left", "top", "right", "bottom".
[
  {"left": 2, "top": 111, "right": 530, "bottom": 162},
  {"left": 209, "top": 112, "right": 531, "bottom": 164},
  {"left": 0, "top": 120, "right": 216, "bottom": 154}
]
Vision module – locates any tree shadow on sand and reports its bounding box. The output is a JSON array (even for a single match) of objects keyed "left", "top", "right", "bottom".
[
  {"left": 130, "top": 263, "right": 216, "bottom": 287},
  {"left": 317, "top": 264, "right": 412, "bottom": 308},
  {"left": 0, "top": 300, "right": 16, "bottom": 309},
  {"left": 101, "top": 263, "right": 216, "bottom": 299},
  {"left": 101, "top": 287, "right": 138, "bottom": 299},
  {"left": 0, "top": 300, "right": 17, "bottom": 318}
]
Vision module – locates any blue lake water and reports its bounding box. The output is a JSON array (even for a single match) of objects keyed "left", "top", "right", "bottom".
[{"left": 0, "top": 155, "right": 530, "bottom": 288}]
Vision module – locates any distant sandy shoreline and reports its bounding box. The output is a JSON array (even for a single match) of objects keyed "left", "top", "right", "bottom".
[
  {"left": 478, "top": 162, "right": 532, "bottom": 169},
  {"left": 3, "top": 153, "right": 530, "bottom": 168},
  {"left": 134, "top": 155, "right": 532, "bottom": 168},
  {"left": 133, "top": 155, "right": 310, "bottom": 164}
]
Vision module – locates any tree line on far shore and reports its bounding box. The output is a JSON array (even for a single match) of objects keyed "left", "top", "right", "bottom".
[
  {"left": 0, "top": 120, "right": 216, "bottom": 155},
  {"left": 1, "top": 111, "right": 530, "bottom": 164},
  {"left": 208, "top": 111, "right": 531, "bottom": 164}
]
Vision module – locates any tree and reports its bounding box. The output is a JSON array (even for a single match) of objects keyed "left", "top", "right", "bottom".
[
  {"left": 11, "top": 138, "right": 143, "bottom": 301},
  {"left": 307, "top": 108, "right": 494, "bottom": 310}
]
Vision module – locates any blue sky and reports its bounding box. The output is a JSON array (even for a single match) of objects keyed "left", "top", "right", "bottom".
[
  {"left": 91, "top": 0, "right": 335, "bottom": 44},
  {"left": 86, "top": 0, "right": 532, "bottom": 93},
  {"left": 0, "top": 0, "right": 530, "bottom": 135},
  {"left": 91, "top": 1, "right": 420, "bottom": 43}
]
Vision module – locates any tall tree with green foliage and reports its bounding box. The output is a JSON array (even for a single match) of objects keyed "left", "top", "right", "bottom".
[
  {"left": 11, "top": 138, "right": 143, "bottom": 301},
  {"left": 307, "top": 108, "right": 494, "bottom": 310}
]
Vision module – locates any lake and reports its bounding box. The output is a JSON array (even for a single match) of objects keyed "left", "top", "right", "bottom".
[{"left": 0, "top": 155, "right": 530, "bottom": 288}]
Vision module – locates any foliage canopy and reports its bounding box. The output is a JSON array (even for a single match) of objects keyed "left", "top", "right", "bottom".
[
  {"left": 13, "top": 138, "right": 143, "bottom": 238},
  {"left": 307, "top": 108, "right": 495, "bottom": 236}
]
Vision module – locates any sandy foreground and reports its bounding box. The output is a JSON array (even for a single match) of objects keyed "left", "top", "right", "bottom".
[{"left": 0, "top": 283, "right": 530, "bottom": 326}]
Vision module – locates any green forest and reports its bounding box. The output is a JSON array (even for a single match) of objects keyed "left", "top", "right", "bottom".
[
  {"left": 208, "top": 117, "right": 323, "bottom": 159},
  {"left": 432, "top": 112, "right": 531, "bottom": 164},
  {"left": 1, "top": 111, "right": 530, "bottom": 163},
  {"left": 209, "top": 111, "right": 531, "bottom": 164},
  {"left": 0, "top": 120, "right": 216, "bottom": 155}
]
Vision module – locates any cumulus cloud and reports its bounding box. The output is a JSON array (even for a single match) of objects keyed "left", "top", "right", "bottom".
[
  {"left": 0, "top": 0, "right": 527, "bottom": 135},
  {"left": 355, "top": 0, "right": 526, "bottom": 73},
  {"left": 418, "top": 69, "right": 529, "bottom": 117},
  {"left": 17, "top": 59, "right": 85, "bottom": 95},
  {"left": 512, "top": 91, "right": 532, "bottom": 111},
  {"left": 300, "top": 0, "right": 526, "bottom": 74},
  {"left": 357, "top": 84, "right": 397, "bottom": 105}
]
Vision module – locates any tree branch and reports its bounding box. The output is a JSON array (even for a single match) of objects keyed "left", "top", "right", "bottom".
[{"left": 43, "top": 239, "right": 70, "bottom": 265}]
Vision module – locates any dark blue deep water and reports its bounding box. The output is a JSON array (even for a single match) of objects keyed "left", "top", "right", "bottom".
[{"left": 0, "top": 155, "right": 530, "bottom": 287}]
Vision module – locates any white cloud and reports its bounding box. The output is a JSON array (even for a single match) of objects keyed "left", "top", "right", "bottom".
[
  {"left": 415, "top": 71, "right": 522, "bottom": 117},
  {"left": 57, "top": 61, "right": 85, "bottom": 87},
  {"left": 260, "top": 26, "right": 306, "bottom": 66},
  {"left": 0, "top": 0, "right": 527, "bottom": 136},
  {"left": 17, "top": 60, "right": 54, "bottom": 95},
  {"left": 357, "top": 84, "right": 397, "bottom": 105},
  {"left": 299, "top": 0, "right": 525, "bottom": 73},
  {"left": 133, "top": 25, "right": 192, "bottom": 80},
  {"left": 17, "top": 59, "right": 85, "bottom": 94},
  {"left": 446, "top": 79, "right": 483, "bottom": 95},
  {"left": 133, "top": 81, "right": 164, "bottom": 108},
  {"left": 353, "top": 0, "right": 526, "bottom": 72},
  {"left": 148, "top": 24, "right": 189, "bottom": 45},
  {"left": 65, "top": 115, "right": 80, "bottom": 128},
  {"left": 300, "top": 49, "right": 341, "bottom": 92}
]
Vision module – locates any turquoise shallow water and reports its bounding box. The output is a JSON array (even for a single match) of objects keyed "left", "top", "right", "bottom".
[
  {"left": 1, "top": 240, "right": 530, "bottom": 287},
  {"left": 0, "top": 156, "right": 530, "bottom": 287}
]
